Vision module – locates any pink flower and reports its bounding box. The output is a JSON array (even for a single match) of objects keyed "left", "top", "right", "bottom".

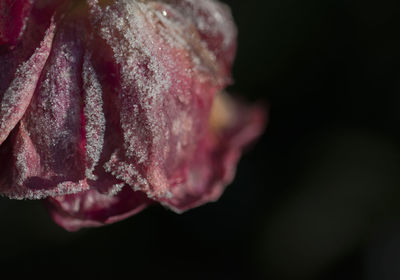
[{"left": 0, "top": 0, "right": 265, "bottom": 231}]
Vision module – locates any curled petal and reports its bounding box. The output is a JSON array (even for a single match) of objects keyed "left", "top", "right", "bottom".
[
  {"left": 1, "top": 18, "right": 90, "bottom": 199},
  {"left": 161, "top": 93, "right": 266, "bottom": 212},
  {"left": 46, "top": 186, "right": 152, "bottom": 231},
  {"left": 0, "top": 21, "right": 56, "bottom": 145}
]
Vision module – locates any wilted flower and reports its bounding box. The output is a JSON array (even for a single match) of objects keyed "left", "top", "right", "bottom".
[{"left": 0, "top": 0, "right": 265, "bottom": 231}]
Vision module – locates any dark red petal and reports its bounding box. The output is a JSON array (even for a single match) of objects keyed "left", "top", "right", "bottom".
[
  {"left": 0, "top": 0, "right": 32, "bottom": 47},
  {"left": 46, "top": 187, "right": 151, "bottom": 231},
  {"left": 3, "top": 18, "right": 89, "bottom": 199},
  {"left": 0, "top": 20, "right": 55, "bottom": 145}
]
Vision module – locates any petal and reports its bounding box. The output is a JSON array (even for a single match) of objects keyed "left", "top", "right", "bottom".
[
  {"left": 164, "top": 0, "right": 238, "bottom": 80},
  {"left": 2, "top": 18, "right": 90, "bottom": 199},
  {"left": 0, "top": 20, "right": 56, "bottom": 145},
  {"left": 0, "top": 0, "right": 32, "bottom": 47},
  {"left": 81, "top": 52, "right": 106, "bottom": 181},
  {"left": 1, "top": 122, "right": 90, "bottom": 199},
  {"left": 161, "top": 93, "right": 266, "bottom": 212},
  {"left": 46, "top": 187, "right": 151, "bottom": 231},
  {"left": 87, "top": 0, "right": 230, "bottom": 201}
]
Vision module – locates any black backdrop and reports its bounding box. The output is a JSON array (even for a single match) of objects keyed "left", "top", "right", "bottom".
[{"left": 1, "top": 0, "right": 400, "bottom": 279}]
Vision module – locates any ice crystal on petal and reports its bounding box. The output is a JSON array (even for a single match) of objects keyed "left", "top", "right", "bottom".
[{"left": 82, "top": 52, "right": 105, "bottom": 181}]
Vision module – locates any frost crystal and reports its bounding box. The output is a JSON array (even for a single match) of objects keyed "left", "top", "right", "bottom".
[{"left": 82, "top": 52, "right": 105, "bottom": 181}]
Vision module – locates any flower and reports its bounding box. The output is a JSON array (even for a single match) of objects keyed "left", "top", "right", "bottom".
[{"left": 0, "top": 0, "right": 266, "bottom": 231}]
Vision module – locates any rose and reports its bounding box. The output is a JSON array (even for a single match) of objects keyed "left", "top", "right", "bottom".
[{"left": 0, "top": 0, "right": 265, "bottom": 231}]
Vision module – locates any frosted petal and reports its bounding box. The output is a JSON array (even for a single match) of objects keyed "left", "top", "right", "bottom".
[
  {"left": 161, "top": 93, "right": 266, "bottom": 212},
  {"left": 0, "top": 123, "right": 91, "bottom": 199},
  {"left": 87, "top": 0, "right": 224, "bottom": 200},
  {"left": 82, "top": 52, "right": 105, "bottom": 181},
  {"left": 163, "top": 0, "right": 237, "bottom": 78},
  {"left": 0, "top": 21, "right": 56, "bottom": 145},
  {"left": 46, "top": 187, "right": 151, "bottom": 231},
  {"left": 9, "top": 19, "right": 88, "bottom": 198}
]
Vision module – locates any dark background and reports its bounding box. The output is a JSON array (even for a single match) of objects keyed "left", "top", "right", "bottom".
[{"left": 1, "top": 0, "right": 400, "bottom": 279}]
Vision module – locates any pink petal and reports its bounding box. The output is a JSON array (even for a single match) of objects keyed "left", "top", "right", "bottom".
[
  {"left": 0, "top": 20, "right": 56, "bottom": 145},
  {"left": 86, "top": 0, "right": 233, "bottom": 201},
  {"left": 165, "top": 0, "right": 237, "bottom": 80},
  {"left": 161, "top": 94, "right": 266, "bottom": 212},
  {"left": 46, "top": 187, "right": 152, "bottom": 231},
  {"left": 2, "top": 18, "right": 90, "bottom": 199},
  {"left": 0, "top": 122, "right": 90, "bottom": 199}
]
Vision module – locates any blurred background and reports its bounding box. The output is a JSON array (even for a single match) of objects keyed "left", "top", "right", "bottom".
[{"left": 1, "top": 0, "right": 400, "bottom": 279}]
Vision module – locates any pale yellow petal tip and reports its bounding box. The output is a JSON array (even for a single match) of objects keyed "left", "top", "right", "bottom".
[{"left": 209, "top": 91, "right": 237, "bottom": 134}]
